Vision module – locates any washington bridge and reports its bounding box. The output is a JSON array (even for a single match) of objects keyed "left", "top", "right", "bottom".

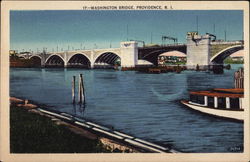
[{"left": 17, "top": 33, "right": 244, "bottom": 69}]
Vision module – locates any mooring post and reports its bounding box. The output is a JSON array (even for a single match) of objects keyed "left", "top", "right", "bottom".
[
  {"left": 78, "top": 74, "right": 82, "bottom": 104},
  {"left": 239, "top": 68, "right": 244, "bottom": 88},
  {"left": 81, "top": 75, "right": 86, "bottom": 105},
  {"left": 72, "top": 76, "right": 76, "bottom": 104},
  {"left": 234, "top": 68, "right": 244, "bottom": 89},
  {"left": 78, "top": 74, "right": 86, "bottom": 104}
]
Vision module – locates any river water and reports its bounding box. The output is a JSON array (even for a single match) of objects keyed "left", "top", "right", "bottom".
[{"left": 10, "top": 64, "right": 243, "bottom": 153}]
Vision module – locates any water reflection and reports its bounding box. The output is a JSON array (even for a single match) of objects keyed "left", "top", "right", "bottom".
[
  {"left": 151, "top": 73, "right": 187, "bottom": 102},
  {"left": 72, "top": 103, "right": 86, "bottom": 117}
]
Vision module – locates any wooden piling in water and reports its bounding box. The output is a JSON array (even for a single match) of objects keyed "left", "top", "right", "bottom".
[
  {"left": 234, "top": 68, "right": 244, "bottom": 89},
  {"left": 81, "top": 74, "right": 86, "bottom": 105},
  {"left": 78, "top": 74, "right": 82, "bottom": 103},
  {"left": 78, "top": 74, "right": 85, "bottom": 104},
  {"left": 72, "top": 76, "right": 76, "bottom": 103}
]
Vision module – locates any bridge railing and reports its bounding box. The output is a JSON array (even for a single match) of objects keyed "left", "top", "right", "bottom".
[
  {"left": 161, "top": 43, "right": 186, "bottom": 46},
  {"left": 140, "top": 43, "right": 186, "bottom": 49},
  {"left": 211, "top": 41, "right": 243, "bottom": 45}
]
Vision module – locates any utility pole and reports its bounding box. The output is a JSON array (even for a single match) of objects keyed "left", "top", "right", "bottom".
[
  {"left": 196, "top": 16, "right": 199, "bottom": 33},
  {"left": 151, "top": 32, "right": 153, "bottom": 44},
  {"left": 242, "top": 31, "right": 244, "bottom": 41},
  {"left": 126, "top": 24, "right": 129, "bottom": 41},
  {"left": 224, "top": 30, "right": 227, "bottom": 41},
  {"left": 161, "top": 36, "right": 178, "bottom": 45},
  {"left": 213, "top": 23, "right": 215, "bottom": 34}
]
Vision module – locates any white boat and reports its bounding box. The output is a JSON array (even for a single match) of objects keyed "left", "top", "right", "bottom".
[{"left": 181, "top": 88, "right": 244, "bottom": 121}]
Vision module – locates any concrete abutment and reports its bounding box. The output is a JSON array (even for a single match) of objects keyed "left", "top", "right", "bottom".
[
  {"left": 120, "top": 41, "right": 138, "bottom": 67},
  {"left": 186, "top": 32, "right": 212, "bottom": 70}
]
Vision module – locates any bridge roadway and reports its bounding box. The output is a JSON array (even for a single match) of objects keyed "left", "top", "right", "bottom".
[{"left": 17, "top": 41, "right": 243, "bottom": 68}]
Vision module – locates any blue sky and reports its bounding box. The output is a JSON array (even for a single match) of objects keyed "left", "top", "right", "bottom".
[{"left": 10, "top": 10, "right": 243, "bottom": 52}]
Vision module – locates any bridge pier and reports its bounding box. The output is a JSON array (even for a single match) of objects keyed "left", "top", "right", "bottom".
[
  {"left": 64, "top": 52, "right": 68, "bottom": 68},
  {"left": 186, "top": 32, "right": 212, "bottom": 70},
  {"left": 41, "top": 62, "right": 45, "bottom": 68},
  {"left": 120, "top": 41, "right": 138, "bottom": 67},
  {"left": 90, "top": 50, "right": 95, "bottom": 69},
  {"left": 90, "top": 62, "right": 95, "bottom": 69},
  {"left": 41, "top": 52, "right": 46, "bottom": 68}
]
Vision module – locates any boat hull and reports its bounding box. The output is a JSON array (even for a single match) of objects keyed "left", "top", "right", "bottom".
[{"left": 181, "top": 100, "right": 244, "bottom": 121}]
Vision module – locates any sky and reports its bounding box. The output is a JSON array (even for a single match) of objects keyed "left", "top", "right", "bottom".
[{"left": 10, "top": 10, "right": 243, "bottom": 53}]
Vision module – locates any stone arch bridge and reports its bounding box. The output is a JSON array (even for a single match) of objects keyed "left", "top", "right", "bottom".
[
  {"left": 22, "top": 42, "right": 138, "bottom": 68},
  {"left": 30, "top": 48, "right": 122, "bottom": 68},
  {"left": 19, "top": 38, "right": 244, "bottom": 68}
]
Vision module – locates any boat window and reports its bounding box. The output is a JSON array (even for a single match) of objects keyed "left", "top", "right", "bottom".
[
  {"left": 197, "top": 95, "right": 204, "bottom": 105},
  {"left": 190, "top": 95, "right": 204, "bottom": 104},
  {"left": 190, "top": 95, "right": 197, "bottom": 103},
  {"left": 218, "top": 97, "right": 226, "bottom": 109},
  {"left": 208, "top": 97, "right": 214, "bottom": 108},
  {"left": 230, "top": 98, "right": 240, "bottom": 109}
]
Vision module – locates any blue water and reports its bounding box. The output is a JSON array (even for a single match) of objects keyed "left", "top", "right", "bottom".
[{"left": 10, "top": 64, "right": 243, "bottom": 153}]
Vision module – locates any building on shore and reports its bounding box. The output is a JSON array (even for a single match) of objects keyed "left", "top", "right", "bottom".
[
  {"left": 9, "top": 50, "right": 18, "bottom": 56},
  {"left": 230, "top": 50, "right": 244, "bottom": 61},
  {"left": 158, "top": 50, "right": 186, "bottom": 65},
  {"left": 137, "top": 59, "right": 154, "bottom": 66}
]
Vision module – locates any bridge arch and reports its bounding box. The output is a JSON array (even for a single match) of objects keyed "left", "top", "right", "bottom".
[
  {"left": 142, "top": 49, "right": 186, "bottom": 65},
  {"left": 45, "top": 54, "right": 65, "bottom": 67},
  {"left": 30, "top": 55, "right": 42, "bottom": 60},
  {"left": 94, "top": 52, "right": 121, "bottom": 67},
  {"left": 29, "top": 55, "right": 42, "bottom": 67},
  {"left": 210, "top": 45, "right": 244, "bottom": 64},
  {"left": 18, "top": 56, "right": 26, "bottom": 59},
  {"left": 67, "top": 53, "right": 91, "bottom": 68}
]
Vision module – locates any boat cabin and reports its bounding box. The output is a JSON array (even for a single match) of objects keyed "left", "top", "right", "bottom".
[{"left": 189, "top": 88, "right": 244, "bottom": 110}]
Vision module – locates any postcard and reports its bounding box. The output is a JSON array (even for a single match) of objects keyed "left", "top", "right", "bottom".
[{"left": 1, "top": 1, "right": 249, "bottom": 162}]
